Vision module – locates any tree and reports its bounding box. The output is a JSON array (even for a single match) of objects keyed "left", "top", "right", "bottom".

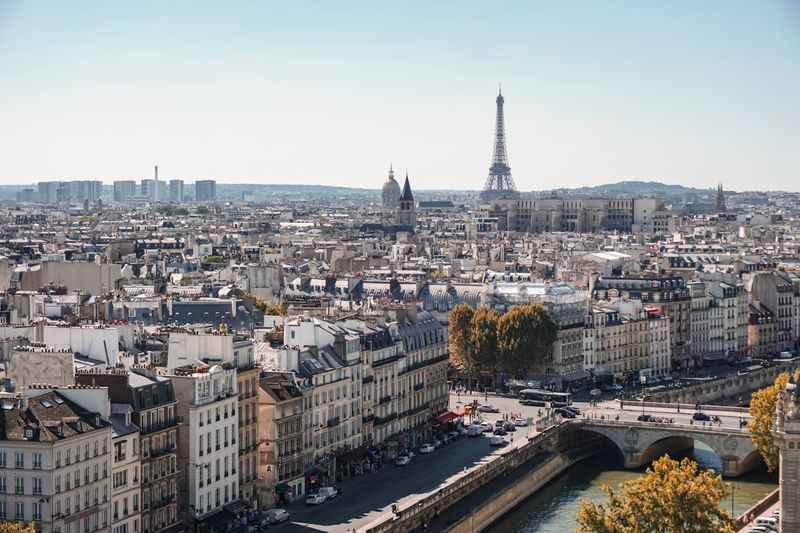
[
  {"left": 496, "top": 304, "right": 557, "bottom": 378},
  {"left": 252, "top": 297, "right": 286, "bottom": 316},
  {"left": 577, "top": 455, "right": 735, "bottom": 533},
  {"left": 195, "top": 205, "right": 210, "bottom": 215},
  {"left": 470, "top": 307, "right": 500, "bottom": 387},
  {"left": 748, "top": 369, "right": 798, "bottom": 471},
  {"left": 448, "top": 304, "right": 474, "bottom": 374},
  {"left": 0, "top": 523, "right": 36, "bottom": 533}
]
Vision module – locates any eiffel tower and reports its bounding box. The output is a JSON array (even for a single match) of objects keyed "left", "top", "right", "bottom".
[{"left": 480, "top": 88, "right": 519, "bottom": 202}]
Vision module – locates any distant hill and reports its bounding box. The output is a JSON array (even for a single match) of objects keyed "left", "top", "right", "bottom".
[{"left": 544, "top": 180, "right": 712, "bottom": 196}]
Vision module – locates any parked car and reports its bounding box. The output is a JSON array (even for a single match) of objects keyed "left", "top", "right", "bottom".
[
  {"left": 479, "top": 422, "right": 493, "bottom": 432},
  {"left": 448, "top": 430, "right": 461, "bottom": 440},
  {"left": 562, "top": 406, "right": 581, "bottom": 416},
  {"left": 489, "top": 435, "right": 508, "bottom": 447},
  {"left": 693, "top": 412, "right": 711, "bottom": 421},
  {"left": 306, "top": 493, "right": 326, "bottom": 505},
  {"left": 318, "top": 486, "right": 338, "bottom": 500},
  {"left": 395, "top": 455, "right": 411, "bottom": 466},
  {"left": 467, "top": 425, "right": 483, "bottom": 437},
  {"left": 419, "top": 443, "right": 435, "bottom": 454},
  {"left": 637, "top": 414, "right": 656, "bottom": 422},
  {"left": 493, "top": 427, "right": 507, "bottom": 436},
  {"left": 264, "top": 508, "right": 290, "bottom": 524},
  {"left": 477, "top": 404, "right": 500, "bottom": 413},
  {"left": 513, "top": 418, "right": 528, "bottom": 427},
  {"left": 556, "top": 408, "right": 576, "bottom": 419},
  {"left": 432, "top": 438, "right": 443, "bottom": 448},
  {"left": 503, "top": 421, "right": 517, "bottom": 432}
]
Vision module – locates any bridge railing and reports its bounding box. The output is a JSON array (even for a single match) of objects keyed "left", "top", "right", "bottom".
[
  {"left": 569, "top": 418, "right": 749, "bottom": 435},
  {"left": 620, "top": 400, "right": 750, "bottom": 414}
]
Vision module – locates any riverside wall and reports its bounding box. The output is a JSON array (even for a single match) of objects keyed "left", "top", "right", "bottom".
[
  {"left": 646, "top": 363, "right": 800, "bottom": 405},
  {"left": 442, "top": 452, "right": 587, "bottom": 533},
  {"left": 735, "top": 488, "right": 779, "bottom": 531}
]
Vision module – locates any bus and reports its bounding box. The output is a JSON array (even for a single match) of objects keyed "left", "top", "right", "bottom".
[{"left": 518, "top": 389, "right": 572, "bottom": 408}]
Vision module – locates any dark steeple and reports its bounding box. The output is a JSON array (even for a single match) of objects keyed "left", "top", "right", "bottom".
[{"left": 401, "top": 172, "right": 414, "bottom": 202}]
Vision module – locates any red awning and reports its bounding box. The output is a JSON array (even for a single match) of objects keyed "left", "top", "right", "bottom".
[{"left": 434, "top": 411, "right": 460, "bottom": 425}]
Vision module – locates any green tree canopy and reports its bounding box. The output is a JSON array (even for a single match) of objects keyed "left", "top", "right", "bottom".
[
  {"left": 577, "top": 455, "right": 735, "bottom": 533},
  {"left": 448, "top": 304, "right": 474, "bottom": 373},
  {"left": 496, "top": 304, "right": 558, "bottom": 378},
  {"left": 195, "top": 205, "right": 210, "bottom": 215}
]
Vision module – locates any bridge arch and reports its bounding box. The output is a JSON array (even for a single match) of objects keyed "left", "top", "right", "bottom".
[{"left": 574, "top": 421, "right": 761, "bottom": 478}]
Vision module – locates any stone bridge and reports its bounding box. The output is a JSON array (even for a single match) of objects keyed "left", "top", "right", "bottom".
[{"left": 571, "top": 419, "right": 762, "bottom": 477}]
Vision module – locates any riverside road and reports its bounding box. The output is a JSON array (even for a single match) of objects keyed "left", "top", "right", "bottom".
[{"left": 269, "top": 392, "right": 752, "bottom": 532}]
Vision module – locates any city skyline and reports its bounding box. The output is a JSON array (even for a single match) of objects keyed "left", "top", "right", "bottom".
[{"left": 1, "top": 1, "right": 799, "bottom": 191}]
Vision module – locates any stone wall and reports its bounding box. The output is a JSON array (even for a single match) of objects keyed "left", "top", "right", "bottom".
[
  {"left": 443, "top": 454, "right": 577, "bottom": 533},
  {"left": 647, "top": 364, "right": 799, "bottom": 405}
]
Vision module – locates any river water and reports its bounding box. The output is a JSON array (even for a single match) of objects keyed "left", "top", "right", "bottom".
[{"left": 486, "top": 444, "right": 777, "bottom": 533}]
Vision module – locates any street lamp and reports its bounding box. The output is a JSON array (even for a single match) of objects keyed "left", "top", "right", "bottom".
[
  {"left": 738, "top": 396, "right": 744, "bottom": 429},
  {"left": 640, "top": 375, "right": 647, "bottom": 417}
]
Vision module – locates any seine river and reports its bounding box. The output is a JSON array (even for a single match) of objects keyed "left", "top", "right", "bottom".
[{"left": 486, "top": 444, "right": 777, "bottom": 533}]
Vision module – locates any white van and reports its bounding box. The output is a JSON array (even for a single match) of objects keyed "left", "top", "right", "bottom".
[
  {"left": 467, "top": 425, "right": 483, "bottom": 437},
  {"left": 755, "top": 516, "right": 778, "bottom": 530}
]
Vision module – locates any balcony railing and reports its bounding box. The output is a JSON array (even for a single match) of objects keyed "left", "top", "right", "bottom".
[
  {"left": 402, "top": 354, "right": 449, "bottom": 375},
  {"left": 149, "top": 445, "right": 176, "bottom": 458},
  {"left": 373, "top": 413, "right": 397, "bottom": 427},
  {"left": 362, "top": 414, "right": 375, "bottom": 424},
  {"left": 327, "top": 416, "right": 340, "bottom": 428},
  {"left": 141, "top": 418, "right": 178, "bottom": 435},
  {"left": 378, "top": 395, "right": 392, "bottom": 405}
]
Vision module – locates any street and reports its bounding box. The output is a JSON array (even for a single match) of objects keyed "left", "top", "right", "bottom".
[{"left": 267, "top": 392, "right": 750, "bottom": 532}]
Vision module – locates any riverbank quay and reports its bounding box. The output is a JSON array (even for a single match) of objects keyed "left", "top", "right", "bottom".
[
  {"left": 644, "top": 362, "right": 800, "bottom": 404},
  {"left": 735, "top": 489, "right": 779, "bottom": 531},
  {"left": 361, "top": 424, "right": 571, "bottom": 533},
  {"left": 437, "top": 450, "right": 595, "bottom": 533}
]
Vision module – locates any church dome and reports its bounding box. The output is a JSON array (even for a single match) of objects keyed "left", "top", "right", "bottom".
[{"left": 382, "top": 165, "right": 401, "bottom": 209}]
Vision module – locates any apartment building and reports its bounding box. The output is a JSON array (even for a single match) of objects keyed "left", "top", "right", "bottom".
[
  {"left": 76, "top": 367, "right": 180, "bottom": 533},
  {"left": 689, "top": 281, "right": 725, "bottom": 364},
  {"left": 341, "top": 321, "right": 401, "bottom": 446},
  {"left": 391, "top": 307, "right": 448, "bottom": 444},
  {"left": 748, "top": 271, "right": 796, "bottom": 353},
  {"left": 593, "top": 275, "right": 691, "bottom": 371},
  {"left": 110, "top": 406, "right": 141, "bottom": 533},
  {"left": 282, "top": 316, "right": 364, "bottom": 479},
  {"left": 0, "top": 387, "right": 113, "bottom": 533},
  {"left": 170, "top": 363, "right": 239, "bottom": 530},
  {"left": 166, "top": 331, "right": 258, "bottom": 503},
  {"left": 584, "top": 301, "right": 671, "bottom": 384},
  {"left": 257, "top": 372, "right": 304, "bottom": 506},
  {"left": 706, "top": 277, "right": 749, "bottom": 358}
]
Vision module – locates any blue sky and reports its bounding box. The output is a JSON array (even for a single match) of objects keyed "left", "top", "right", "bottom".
[{"left": 1, "top": 1, "right": 798, "bottom": 191}]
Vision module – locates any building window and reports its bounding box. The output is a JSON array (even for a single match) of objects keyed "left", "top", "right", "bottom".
[{"left": 14, "top": 452, "right": 24, "bottom": 468}]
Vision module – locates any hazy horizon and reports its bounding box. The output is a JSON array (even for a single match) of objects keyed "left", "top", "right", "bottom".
[{"left": 2, "top": 1, "right": 798, "bottom": 191}]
